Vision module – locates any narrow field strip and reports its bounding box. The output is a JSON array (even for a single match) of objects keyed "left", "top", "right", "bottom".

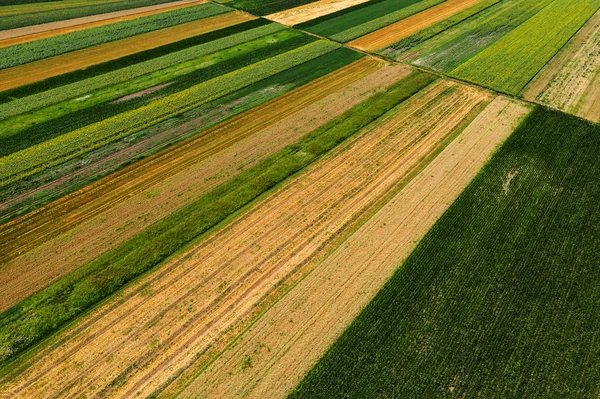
[
  {"left": 0, "top": 58, "right": 394, "bottom": 312},
  {"left": 0, "top": 0, "right": 207, "bottom": 46},
  {"left": 184, "top": 97, "right": 530, "bottom": 399},
  {"left": 523, "top": 8, "right": 600, "bottom": 122},
  {"left": 0, "top": 11, "right": 254, "bottom": 92},
  {"left": 214, "top": 0, "right": 320, "bottom": 15},
  {"left": 0, "top": 74, "right": 462, "bottom": 399},
  {"left": 0, "top": 40, "right": 338, "bottom": 188},
  {"left": 265, "top": 0, "right": 371, "bottom": 25},
  {"left": 451, "top": 0, "right": 600, "bottom": 95},
  {"left": 349, "top": 0, "right": 484, "bottom": 51}
]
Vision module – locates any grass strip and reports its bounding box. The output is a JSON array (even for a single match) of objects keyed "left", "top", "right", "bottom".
[
  {"left": 290, "top": 107, "right": 600, "bottom": 398},
  {"left": 0, "top": 40, "right": 339, "bottom": 187},
  {"left": 0, "top": 3, "right": 228, "bottom": 69},
  {"left": 0, "top": 70, "right": 436, "bottom": 368}
]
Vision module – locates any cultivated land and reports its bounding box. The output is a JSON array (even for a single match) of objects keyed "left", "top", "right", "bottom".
[
  {"left": 291, "top": 108, "right": 600, "bottom": 399},
  {"left": 348, "top": 0, "right": 484, "bottom": 51},
  {"left": 183, "top": 96, "right": 530, "bottom": 399},
  {"left": 265, "top": 0, "right": 370, "bottom": 25},
  {"left": 523, "top": 8, "right": 600, "bottom": 122},
  {"left": 0, "top": 11, "right": 254, "bottom": 92},
  {"left": 0, "top": 58, "right": 401, "bottom": 311},
  {"left": 0, "top": 0, "right": 208, "bottom": 48}
]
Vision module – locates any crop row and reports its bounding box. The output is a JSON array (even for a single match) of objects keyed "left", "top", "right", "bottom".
[
  {"left": 0, "top": 2, "right": 229, "bottom": 70},
  {"left": 0, "top": 40, "right": 340, "bottom": 187},
  {"left": 0, "top": 69, "right": 435, "bottom": 368},
  {"left": 451, "top": 0, "right": 600, "bottom": 94},
  {"left": 0, "top": 0, "right": 181, "bottom": 31},
  {"left": 0, "top": 27, "right": 301, "bottom": 155},
  {"left": 290, "top": 107, "right": 600, "bottom": 398}
]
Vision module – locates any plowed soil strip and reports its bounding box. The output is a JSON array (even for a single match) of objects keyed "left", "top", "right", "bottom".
[
  {"left": 522, "top": 9, "right": 600, "bottom": 122},
  {"left": 0, "top": 11, "right": 253, "bottom": 92},
  {"left": 349, "top": 0, "right": 484, "bottom": 52},
  {"left": 179, "top": 97, "right": 530, "bottom": 399},
  {"left": 0, "top": 0, "right": 208, "bottom": 48},
  {"left": 0, "top": 81, "right": 489, "bottom": 399},
  {"left": 0, "top": 58, "right": 395, "bottom": 311},
  {"left": 265, "top": 0, "right": 370, "bottom": 25}
]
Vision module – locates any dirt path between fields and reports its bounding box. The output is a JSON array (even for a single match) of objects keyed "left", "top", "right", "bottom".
[
  {"left": 0, "top": 59, "right": 404, "bottom": 312},
  {"left": 265, "top": 0, "right": 370, "bottom": 25},
  {"left": 522, "top": 9, "right": 600, "bottom": 122},
  {"left": 177, "top": 96, "right": 531, "bottom": 399},
  {"left": 0, "top": 81, "right": 490, "bottom": 399},
  {"left": 349, "top": 0, "right": 484, "bottom": 52},
  {"left": 0, "top": 0, "right": 208, "bottom": 48},
  {"left": 0, "top": 11, "right": 253, "bottom": 92}
]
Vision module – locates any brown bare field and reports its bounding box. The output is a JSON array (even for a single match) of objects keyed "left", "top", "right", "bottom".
[
  {"left": 349, "top": 0, "right": 484, "bottom": 52},
  {"left": 0, "top": 0, "right": 208, "bottom": 48},
  {"left": 0, "top": 11, "right": 253, "bottom": 92},
  {"left": 266, "top": 0, "right": 370, "bottom": 25},
  {"left": 0, "top": 58, "right": 403, "bottom": 312},
  {"left": 176, "top": 97, "right": 531, "bottom": 399},
  {"left": 522, "top": 9, "right": 600, "bottom": 123},
  {"left": 0, "top": 80, "right": 491, "bottom": 399}
]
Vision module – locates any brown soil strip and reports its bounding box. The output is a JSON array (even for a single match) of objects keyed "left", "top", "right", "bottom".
[
  {"left": 177, "top": 97, "right": 531, "bottom": 399},
  {"left": 113, "top": 81, "right": 174, "bottom": 102},
  {"left": 0, "top": 11, "right": 253, "bottom": 92},
  {"left": 0, "top": 80, "right": 491, "bottom": 398},
  {"left": 0, "top": 58, "right": 398, "bottom": 312},
  {"left": 265, "top": 0, "right": 371, "bottom": 26},
  {"left": 349, "top": 0, "right": 484, "bottom": 52},
  {"left": 0, "top": 0, "right": 208, "bottom": 48},
  {"left": 522, "top": 9, "right": 600, "bottom": 122}
]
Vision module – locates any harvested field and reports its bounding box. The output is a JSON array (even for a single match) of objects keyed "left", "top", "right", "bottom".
[
  {"left": 523, "top": 9, "right": 600, "bottom": 122},
  {"left": 266, "top": 0, "right": 371, "bottom": 26},
  {"left": 0, "top": 58, "right": 399, "bottom": 311},
  {"left": 0, "top": 0, "right": 208, "bottom": 48},
  {"left": 182, "top": 97, "right": 530, "bottom": 399},
  {"left": 349, "top": 0, "right": 483, "bottom": 51},
  {"left": 0, "top": 11, "right": 254, "bottom": 92},
  {"left": 0, "top": 79, "right": 490, "bottom": 399}
]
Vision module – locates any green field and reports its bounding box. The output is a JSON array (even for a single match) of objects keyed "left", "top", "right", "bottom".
[
  {"left": 450, "top": 0, "right": 600, "bottom": 94},
  {"left": 215, "top": 0, "right": 317, "bottom": 15},
  {"left": 0, "top": 70, "right": 435, "bottom": 368},
  {"left": 290, "top": 108, "right": 600, "bottom": 398}
]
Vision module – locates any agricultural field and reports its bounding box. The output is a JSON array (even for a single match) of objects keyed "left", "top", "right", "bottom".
[{"left": 1, "top": 0, "right": 599, "bottom": 398}]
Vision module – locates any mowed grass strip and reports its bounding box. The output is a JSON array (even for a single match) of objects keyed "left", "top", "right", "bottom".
[
  {"left": 451, "top": 0, "right": 600, "bottom": 95},
  {"left": 0, "top": 40, "right": 339, "bottom": 188},
  {"left": 348, "top": 0, "right": 485, "bottom": 51},
  {"left": 290, "top": 108, "right": 600, "bottom": 398},
  {"left": 0, "top": 11, "right": 255, "bottom": 92},
  {"left": 0, "top": 70, "right": 435, "bottom": 368},
  {"left": 0, "top": 2, "right": 227, "bottom": 69}
]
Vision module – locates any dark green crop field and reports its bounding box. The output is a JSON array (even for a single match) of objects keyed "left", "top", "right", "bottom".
[
  {"left": 291, "top": 108, "right": 600, "bottom": 398},
  {"left": 215, "top": 0, "right": 318, "bottom": 15}
]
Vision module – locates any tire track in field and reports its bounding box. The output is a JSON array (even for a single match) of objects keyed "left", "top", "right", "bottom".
[
  {"left": 179, "top": 97, "right": 531, "bottom": 399},
  {"left": 0, "top": 81, "right": 490, "bottom": 398},
  {"left": 0, "top": 58, "right": 390, "bottom": 312}
]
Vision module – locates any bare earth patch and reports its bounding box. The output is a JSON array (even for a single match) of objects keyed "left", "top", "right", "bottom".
[
  {"left": 0, "top": 80, "right": 491, "bottom": 399},
  {"left": 265, "top": 0, "right": 371, "bottom": 26},
  {"left": 176, "top": 96, "right": 531, "bottom": 399},
  {"left": 349, "top": 0, "right": 484, "bottom": 52},
  {"left": 113, "top": 82, "right": 174, "bottom": 102},
  {"left": 523, "top": 9, "right": 600, "bottom": 122},
  {"left": 0, "top": 59, "right": 405, "bottom": 312}
]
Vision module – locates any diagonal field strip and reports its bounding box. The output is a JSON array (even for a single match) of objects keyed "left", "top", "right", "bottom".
[
  {"left": 0, "top": 11, "right": 255, "bottom": 92},
  {"left": 265, "top": 0, "right": 371, "bottom": 25},
  {"left": 348, "top": 0, "right": 485, "bottom": 51}
]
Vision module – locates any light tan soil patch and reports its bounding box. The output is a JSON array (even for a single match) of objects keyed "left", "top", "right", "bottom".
[
  {"left": 0, "top": 11, "right": 254, "bottom": 92},
  {"left": 349, "top": 0, "right": 484, "bottom": 52},
  {"left": 177, "top": 97, "right": 531, "bottom": 399},
  {"left": 0, "top": 59, "right": 403, "bottom": 312},
  {"left": 113, "top": 81, "right": 174, "bottom": 102},
  {"left": 0, "top": 80, "right": 490, "bottom": 398},
  {"left": 266, "top": 0, "right": 370, "bottom": 25},
  {"left": 522, "top": 9, "right": 600, "bottom": 122},
  {"left": 0, "top": 0, "right": 208, "bottom": 48}
]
